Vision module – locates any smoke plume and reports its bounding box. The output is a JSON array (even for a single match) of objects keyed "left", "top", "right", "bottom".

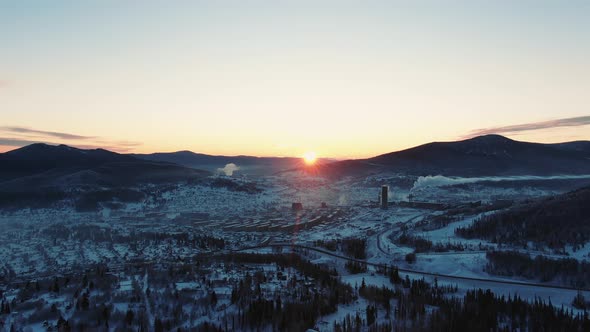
[
  {"left": 218, "top": 163, "right": 240, "bottom": 176},
  {"left": 411, "top": 174, "right": 590, "bottom": 191}
]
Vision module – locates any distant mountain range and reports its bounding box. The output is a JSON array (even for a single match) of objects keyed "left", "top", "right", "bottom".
[
  {"left": 1, "top": 135, "right": 590, "bottom": 190},
  {"left": 1, "top": 135, "right": 588, "bottom": 210},
  {"left": 131, "top": 151, "right": 315, "bottom": 176},
  {"left": 316, "top": 135, "right": 590, "bottom": 177}
]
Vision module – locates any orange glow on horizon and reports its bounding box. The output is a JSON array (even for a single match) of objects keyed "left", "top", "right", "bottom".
[{"left": 303, "top": 151, "right": 317, "bottom": 165}]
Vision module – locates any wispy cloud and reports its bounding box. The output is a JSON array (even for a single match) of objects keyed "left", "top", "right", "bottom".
[
  {"left": 0, "top": 126, "right": 142, "bottom": 153},
  {"left": 0, "top": 137, "right": 47, "bottom": 147},
  {"left": 65, "top": 143, "right": 139, "bottom": 153},
  {"left": 95, "top": 140, "right": 142, "bottom": 148},
  {"left": 0, "top": 138, "right": 140, "bottom": 153},
  {"left": 464, "top": 116, "right": 590, "bottom": 138},
  {"left": 0, "top": 126, "right": 95, "bottom": 140}
]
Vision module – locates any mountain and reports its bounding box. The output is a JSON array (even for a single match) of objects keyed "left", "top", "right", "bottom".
[
  {"left": 317, "top": 135, "right": 590, "bottom": 177},
  {"left": 552, "top": 141, "right": 590, "bottom": 154},
  {"left": 4, "top": 135, "right": 590, "bottom": 185},
  {"left": 0, "top": 143, "right": 209, "bottom": 189},
  {"left": 132, "top": 151, "right": 329, "bottom": 176},
  {"left": 0, "top": 143, "right": 136, "bottom": 181}
]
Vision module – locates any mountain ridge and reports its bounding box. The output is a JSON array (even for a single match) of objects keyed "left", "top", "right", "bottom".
[
  {"left": 2, "top": 135, "right": 590, "bottom": 181},
  {"left": 0, "top": 143, "right": 209, "bottom": 189},
  {"left": 317, "top": 135, "right": 590, "bottom": 177}
]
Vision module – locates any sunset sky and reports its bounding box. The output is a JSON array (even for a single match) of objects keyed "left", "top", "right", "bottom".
[{"left": 1, "top": 1, "right": 589, "bottom": 158}]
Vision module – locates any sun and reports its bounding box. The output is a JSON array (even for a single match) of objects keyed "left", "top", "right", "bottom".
[{"left": 303, "top": 151, "right": 317, "bottom": 165}]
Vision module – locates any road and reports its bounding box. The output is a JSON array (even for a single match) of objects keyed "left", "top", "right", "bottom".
[
  {"left": 6, "top": 241, "right": 589, "bottom": 293},
  {"left": 247, "top": 242, "right": 590, "bottom": 292},
  {"left": 376, "top": 212, "right": 429, "bottom": 256}
]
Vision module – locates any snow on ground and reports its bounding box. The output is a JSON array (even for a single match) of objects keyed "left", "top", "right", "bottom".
[
  {"left": 416, "top": 211, "right": 497, "bottom": 248},
  {"left": 566, "top": 242, "right": 590, "bottom": 261},
  {"left": 1, "top": 173, "right": 588, "bottom": 329},
  {"left": 412, "top": 252, "right": 489, "bottom": 279},
  {"left": 318, "top": 272, "right": 393, "bottom": 332},
  {"left": 402, "top": 270, "right": 590, "bottom": 314}
]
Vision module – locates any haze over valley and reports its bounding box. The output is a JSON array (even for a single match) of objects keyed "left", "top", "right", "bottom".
[
  {"left": 1, "top": 135, "right": 590, "bottom": 331},
  {"left": 2, "top": 1, "right": 590, "bottom": 331}
]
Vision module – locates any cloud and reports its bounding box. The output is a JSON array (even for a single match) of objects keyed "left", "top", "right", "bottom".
[
  {"left": 0, "top": 126, "right": 95, "bottom": 140},
  {"left": 0, "top": 137, "right": 47, "bottom": 147},
  {"left": 217, "top": 163, "right": 240, "bottom": 176},
  {"left": 0, "top": 126, "right": 143, "bottom": 153},
  {"left": 464, "top": 115, "right": 590, "bottom": 138},
  {"left": 70, "top": 143, "right": 138, "bottom": 152},
  {"left": 95, "top": 140, "right": 143, "bottom": 148},
  {"left": 0, "top": 138, "right": 139, "bottom": 153}
]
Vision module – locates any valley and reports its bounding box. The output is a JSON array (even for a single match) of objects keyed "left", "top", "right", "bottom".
[{"left": 1, "top": 136, "right": 590, "bottom": 331}]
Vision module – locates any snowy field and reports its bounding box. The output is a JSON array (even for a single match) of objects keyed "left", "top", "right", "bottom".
[{"left": 1, "top": 172, "right": 589, "bottom": 330}]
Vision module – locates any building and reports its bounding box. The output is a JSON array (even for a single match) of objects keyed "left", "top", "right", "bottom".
[{"left": 381, "top": 185, "right": 389, "bottom": 209}]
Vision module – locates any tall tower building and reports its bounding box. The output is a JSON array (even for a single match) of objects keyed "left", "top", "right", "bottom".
[{"left": 381, "top": 185, "right": 389, "bottom": 209}]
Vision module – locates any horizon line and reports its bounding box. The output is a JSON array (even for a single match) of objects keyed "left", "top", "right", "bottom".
[{"left": 1, "top": 133, "right": 588, "bottom": 160}]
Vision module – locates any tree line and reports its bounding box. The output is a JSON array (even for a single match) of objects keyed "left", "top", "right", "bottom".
[
  {"left": 485, "top": 250, "right": 590, "bottom": 289},
  {"left": 456, "top": 186, "right": 590, "bottom": 249}
]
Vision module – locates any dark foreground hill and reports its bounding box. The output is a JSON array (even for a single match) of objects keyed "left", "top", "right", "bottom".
[
  {"left": 0, "top": 143, "right": 209, "bottom": 187},
  {"left": 0, "top": 143, "right": 137, "bottom": 181},
  {"left": 456, "top": 184, "right": 590, "bottom": 248},
  {"left": 316, "top": 135, "right": 590, "bottom": 177},
  {"left": 0, "top": 144, "right": 210, "bottom": 209}
]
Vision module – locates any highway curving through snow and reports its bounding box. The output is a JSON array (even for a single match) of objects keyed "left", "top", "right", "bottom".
[{"left": 245, "top": 242, "right": 590, "bottom": 292}]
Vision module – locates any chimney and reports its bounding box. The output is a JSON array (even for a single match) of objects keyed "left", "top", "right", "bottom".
[{"left": 381, "top": 185, "right": 389, "bottom": 209}]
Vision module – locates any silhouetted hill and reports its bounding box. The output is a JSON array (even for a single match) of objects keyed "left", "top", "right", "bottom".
[
  {"left": 0, "top": 143, "right": 136, "bottom": 181},
  {"left": 553, "top": 141, "right": 590, "bottom": 154},
  {"left": 317, "top": 135, "right": 590, "bottom": 177},
  {"left": 456, "top": 184, "right": 590, "bottom": 248},
  {"left": 0, "top": 144, "right": 210, "bottom": 189}
]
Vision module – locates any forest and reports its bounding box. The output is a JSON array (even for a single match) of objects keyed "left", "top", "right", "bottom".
[
  {"left": 196, "top": 253, "right": 590, "bottom": 331},
  {"left": 395, "top": 233, "right": 465, "bottom": 253},
  {"left": 455, "top": 186, "right": 590, "bottom": 249},
  {"left": 485, "top": 250, "right": 590, "bottom": 289},
  {"left": 2, "top": 251, "right": 590, "bottom": 331},
  {"left": 313, "top": 238, "right": 368, "bottom": 259}
]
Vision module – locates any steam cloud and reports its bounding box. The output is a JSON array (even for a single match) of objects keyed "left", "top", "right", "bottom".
[
  {"left": 411, "top": 174, "right": 590, "bottom": 191},
  {"left": 218, "top": 163, "right": 240, "bottom": 176},
  {"left": 338, "top": 194, "right": 348, "bottom": 206}
]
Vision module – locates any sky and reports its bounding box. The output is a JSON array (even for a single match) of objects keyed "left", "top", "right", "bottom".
[{"left": 1, "top": 1, "right": 589, "bottom": 158}]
